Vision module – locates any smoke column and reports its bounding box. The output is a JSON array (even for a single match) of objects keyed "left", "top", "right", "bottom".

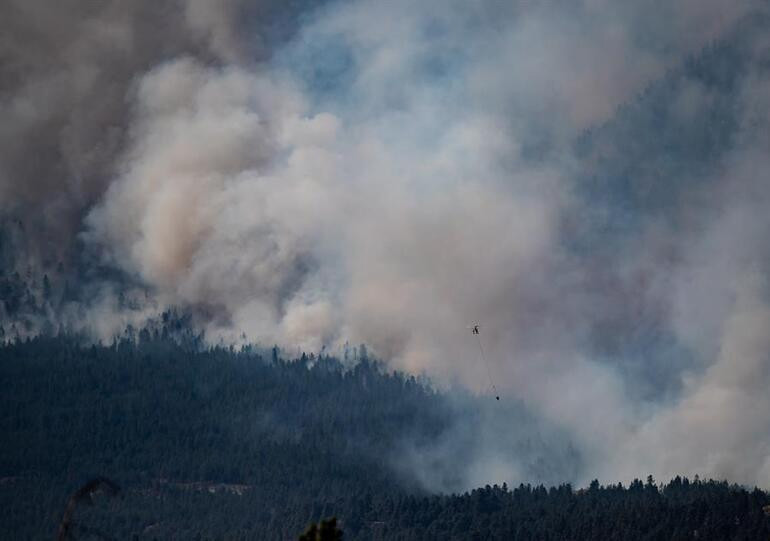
[{"left": 2, "top": 0, "right": 770, "bottom": 489}]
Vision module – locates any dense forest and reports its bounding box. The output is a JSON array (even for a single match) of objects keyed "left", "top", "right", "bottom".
[{"left": 1, "top": 331, "right": 769, "bottom": 540}]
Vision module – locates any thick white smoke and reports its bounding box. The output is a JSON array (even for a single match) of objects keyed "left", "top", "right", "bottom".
[
  {"left": 85, "top": 57, "right": 344, "bottom": 350},
  {"left": 4, "top": 0, "right": 770, "bottom": 490}
]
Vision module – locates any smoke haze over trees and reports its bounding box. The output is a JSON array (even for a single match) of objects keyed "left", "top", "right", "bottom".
[
  {"left": 1, "top": 333, "right": 769, "bottom": 539},
  {"left": 2, "top": 0, "right": 770, "bottom": 498}
]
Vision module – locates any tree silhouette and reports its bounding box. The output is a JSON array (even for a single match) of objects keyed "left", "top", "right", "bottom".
[{"left": 299, "top": 517, "right": 343, "bottom": 541}]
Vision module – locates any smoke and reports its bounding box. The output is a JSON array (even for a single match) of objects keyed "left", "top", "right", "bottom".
[
  {"left": 608, "top": 100, "right": 770, "bottom": 485},
  {"left": 3, "top": 0, "right": 770, "bottom": 490},
  {"left": 0, "top": 0, "right": 317, "bottom": 265}
]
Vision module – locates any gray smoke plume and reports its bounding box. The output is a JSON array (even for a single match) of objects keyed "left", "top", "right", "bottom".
[
  {"left": 3, "top": 0, "right": 770, "bottom": 491},
  {"left": 0, "top": 0, "right": 315, "bottom": 265}
]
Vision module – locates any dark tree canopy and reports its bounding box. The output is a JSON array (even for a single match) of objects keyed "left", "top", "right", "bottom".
[{"left": 0, "top": 333, "right": 768, "bottom": 540}]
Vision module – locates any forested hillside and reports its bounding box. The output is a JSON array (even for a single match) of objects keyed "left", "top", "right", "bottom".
[
  {"left": 1, "top": 333, "right": 769, "bottom": 540},
  {"left": 0, "top": 330, "right": 445, "bottom": 539}
]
